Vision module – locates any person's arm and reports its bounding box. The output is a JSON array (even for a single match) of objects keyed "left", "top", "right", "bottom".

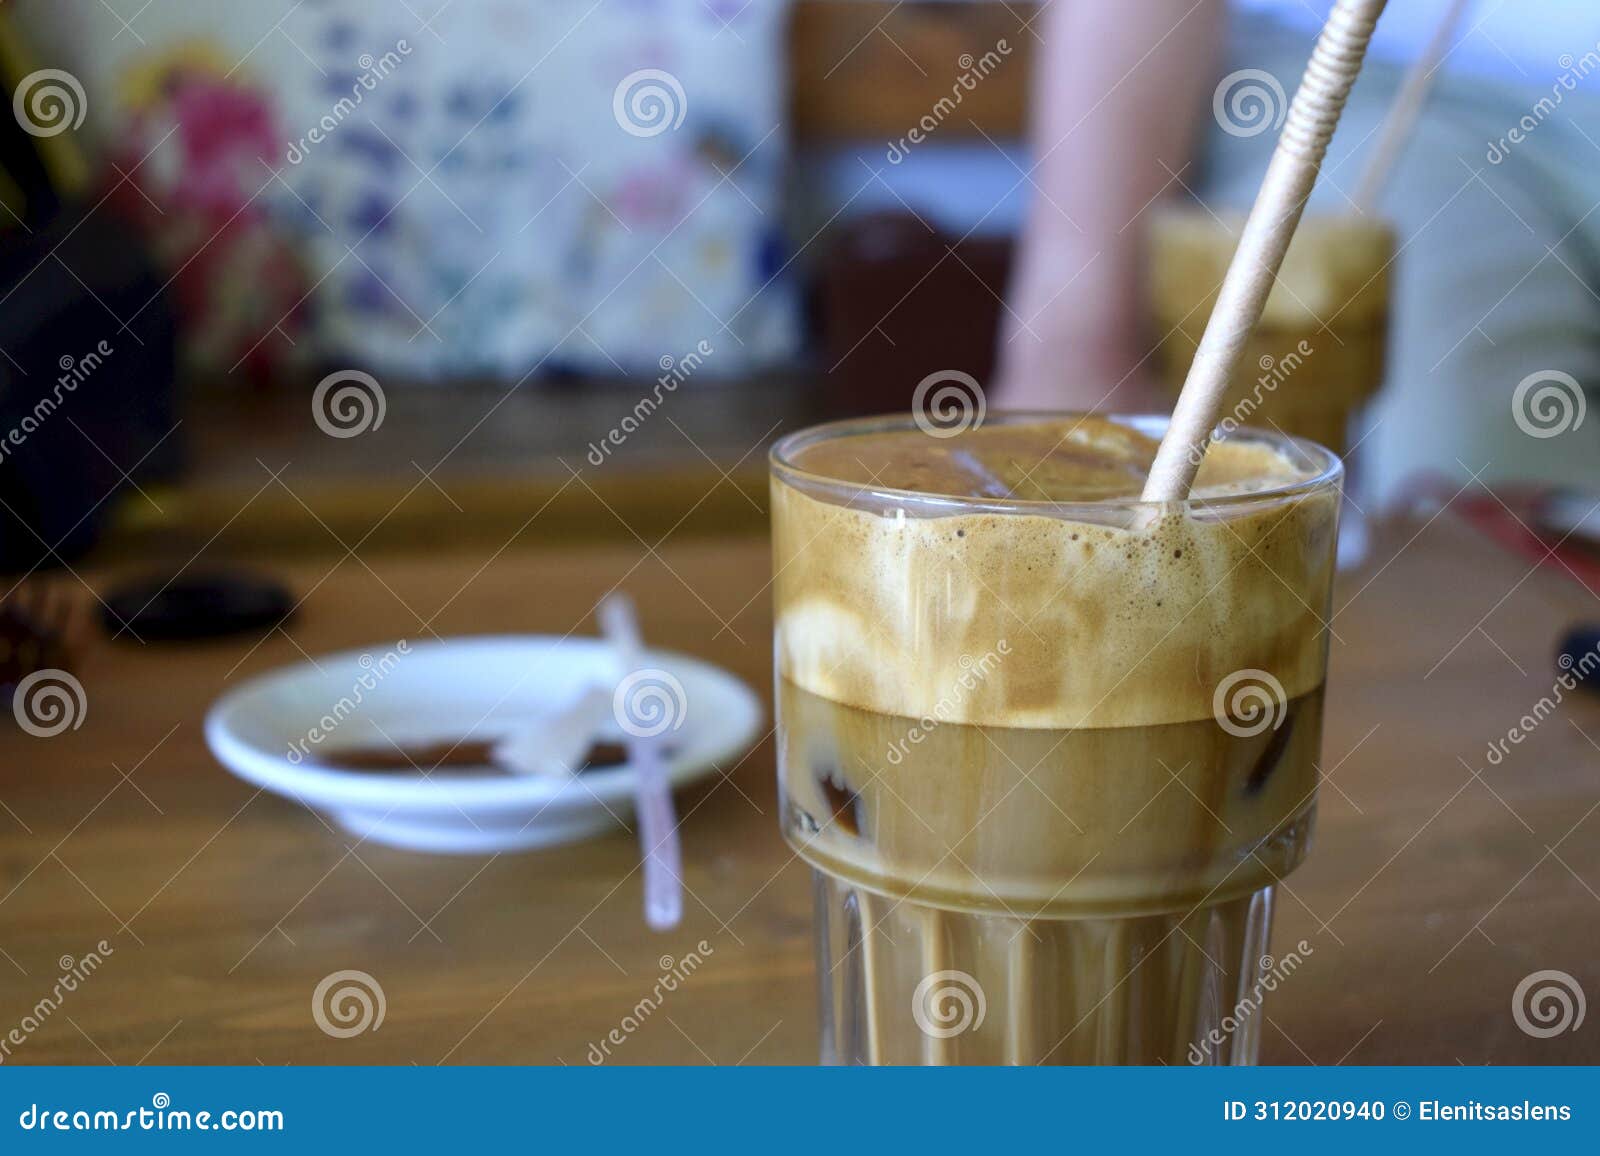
[{"left": 995, "top": 0, "right": 1224, "bottom": 412}]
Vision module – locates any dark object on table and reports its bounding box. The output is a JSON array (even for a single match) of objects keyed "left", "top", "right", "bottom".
[
  {"left": 1557, "top": 626, "right": 1600, "bottom": 694},
  {"left": 817, "top": 211, "right": 1010, "bottom": 416},
  {"left": 0, "top": 26, "right": 180, "bottom": 571},
  {"left": 0, "top": 207, "right": 180, "bottom": 571},
  {"left": 101, "top": 570, "right": 294, "bottom": 642},
  {"left": 0, "top": 579, "right": 84, "bottom": 693}
]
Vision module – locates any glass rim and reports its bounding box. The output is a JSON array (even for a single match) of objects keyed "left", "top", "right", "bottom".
[{"left": 769, "top": 411, "right": 1343, "bottom": 515}]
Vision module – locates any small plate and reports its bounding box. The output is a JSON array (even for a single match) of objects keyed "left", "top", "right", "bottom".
[{"left": 204, "top": 635, "right": 762, "bottom": 853}]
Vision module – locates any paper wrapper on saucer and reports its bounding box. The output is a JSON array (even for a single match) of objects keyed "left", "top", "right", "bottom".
[{"left": 1150, "top": 209, "right": 1393, "bottom": 454}]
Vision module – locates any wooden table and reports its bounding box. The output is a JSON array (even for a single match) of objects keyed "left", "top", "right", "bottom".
[
  {"left": 3, "top": 511, "right": 1598, "bottom": 1065},
  {"left": 103, "top": 378, "right": 812, "bottom": 562}
]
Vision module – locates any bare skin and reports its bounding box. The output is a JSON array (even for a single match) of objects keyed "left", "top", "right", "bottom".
[{"left": 995, "top": 0, "right": 1224, "bottom": 413}]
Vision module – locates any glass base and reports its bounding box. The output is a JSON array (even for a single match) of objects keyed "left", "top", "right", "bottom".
[{"left": 813, "top": 871, "right": 1279, "bottom": 1065}]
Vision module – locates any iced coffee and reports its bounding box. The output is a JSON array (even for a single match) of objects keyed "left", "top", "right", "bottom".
[
  {"left": 770, "top": 414, "right": 1341, "bottom": 1064},
  {"left": 1150, "top": 209, "right": 1392, "bottom": 455}
]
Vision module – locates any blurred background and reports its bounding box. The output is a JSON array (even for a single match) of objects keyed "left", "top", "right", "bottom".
[
  {"left": 0, "top": 0, "right": 1595, "bottom": 568},
  {"left": 3, "top": 0, "right": 1600, "bottom": 1067},
  {"left": 2, "top": 0, "right": 1025, "bottom": 573}
]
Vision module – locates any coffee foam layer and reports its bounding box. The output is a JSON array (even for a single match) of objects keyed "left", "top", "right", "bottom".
[{"left": 772, "top": 418, "right": 1339, "bottom": 729}]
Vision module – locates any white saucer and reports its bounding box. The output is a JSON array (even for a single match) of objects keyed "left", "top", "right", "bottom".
[{"left": 203, "top": 635, "right": 763, "bottom": 853}]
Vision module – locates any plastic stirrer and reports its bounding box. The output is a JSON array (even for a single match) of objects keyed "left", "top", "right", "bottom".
[
  {"left": 599, "top": 594, "right": 683, "bottom": 931},
  {"left": 1142, "top": 0, "right": 1388, "bottom": 504}
]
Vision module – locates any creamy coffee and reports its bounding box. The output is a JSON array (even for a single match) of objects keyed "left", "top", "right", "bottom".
[{"left": 771, "top": 415, "right": 1341, "bottom": 1064}]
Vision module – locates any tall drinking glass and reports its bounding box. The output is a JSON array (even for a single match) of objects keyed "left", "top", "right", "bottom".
[{"left": 770, "top": 414, "right": 1341, "bottom": 1064}]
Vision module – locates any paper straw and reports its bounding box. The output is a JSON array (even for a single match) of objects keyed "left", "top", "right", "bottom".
[{"left": 1142, "top": 0, "right": 1388, "bottom": 503}]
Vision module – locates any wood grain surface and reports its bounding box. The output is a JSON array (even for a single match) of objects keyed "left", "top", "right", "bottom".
[{"left": 2, "top": 512, "right": 1598, "bottom": 1065}]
